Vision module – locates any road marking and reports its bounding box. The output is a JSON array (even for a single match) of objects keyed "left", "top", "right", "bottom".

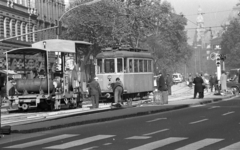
[
  {"left": 44, "top": 135, "right": 115, "bottom": 149},
  {"left": 222, "top": 111, "right": 235, "bottom": 116},
  {"left": 4, "top": 134, "right": 78, "bottom": 149},
  {"left": 208, "top": 106, "right": 220, "bottom": 109},
  {"left": 129, "top": 137, "right": 187, "bottom": 150},
  {"left": 82, "top": 146, "right": 98, "bottom": 150},
  {"left": 103, "top": 143, "right": 112, "bottom": 145},
  {"left": 189, "top": 119, "right": 208, "bottom": 124},
  {"left": 125, "top": 136, "right": 151, "bottom": 139},
  {"left": 175, "top": 138, "right": 223, "bottom": 150},
  {"left": 143, "top": 129, "right": 169, "bottom": 136},
  {"left": 146, "top": 118, "right": 167, "bottom": 123},
  {"left": 191, "top": 105, "right": 204, "bottom": 107},
  {"left": 220, "top": 141, "right": 240, "bottom": 150}
]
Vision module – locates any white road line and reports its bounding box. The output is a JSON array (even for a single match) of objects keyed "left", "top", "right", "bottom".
[
  {"left": 208, "top": 106, "right": 220, "bottom": 109},
  {"left": 175, "top": 138, "right": 223, "bottom": 150},
  {"left": 4, "top": 134, "right": 78, "bottom": 149},
  {"left": 125, "top": 136, "right": 151, "bottom": 140},
  {"left": 191, "top": 105, "right": 204, "bottom": 108},
  {"left": 143, "top": 129, "right": 169, "bottom": 136},
  {"left": 189, "top": 119, "right": 208, "bottom": 124},
  {"left": 220, "top": 141, "right": 240, "bottom": 150},
  {"left": 129, "top": 137, "right": 187, "bottom": 150},
  {"left": 44, "top": 135, "right": 115, "bottom": 149},
  {"left": 82, "top": 146, "right": 98, "bottom": 150},
  {"left": 222, "top": 111, "right": 235, "bottom": 116},
  {"left": 146, "top": 118, "right": 167, "bottom": 123},
  {"left": 103, "top": 143, "right": 112, "bottom": 145}
]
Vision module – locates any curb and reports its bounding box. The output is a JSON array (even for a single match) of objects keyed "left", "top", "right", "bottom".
[
  {"left": 11, "top": 105, "right": 189, "bottom": 133},
  {"left": 10, "top": 95, "right": 239, "bottom": 134}
]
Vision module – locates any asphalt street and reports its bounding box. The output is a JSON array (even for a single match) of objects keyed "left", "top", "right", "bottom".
[{"left": 0, "top": 96, "right": 239, "bottom": 150}]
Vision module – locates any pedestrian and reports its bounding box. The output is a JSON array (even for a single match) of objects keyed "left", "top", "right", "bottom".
[
  {"left": 111, "top": 77, "right": 124, "bottom": 106},
  {"left": 88, "top": 77, "right": 101, "bottom": 109},
  {"left": 209, "top": 75, "right": 214, "bottom": 92},
  {"left": 220, "top": 71, "right": 227, "bottom": 96},
  {"left": 213, "top": 74, "right": 219, "bottom": 93},
  {"left": 200, "top": 74, "right": 207, "bottom": 98},
  {"left": 188, "top": 74, "right": 193, "bottom": 88},
  {"left": 158, "top": 72, "right": 168, "bottom": 104},
  {"left": 166, "top": 74, "right": 173, "bottom": 95},
  {"left": 193, "top": 73, "right": 204, "bottom": 99}
]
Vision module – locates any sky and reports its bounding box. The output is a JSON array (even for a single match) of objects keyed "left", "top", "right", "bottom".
[{"left": 165, "top": 0, "right": 239, "bottom": 44}]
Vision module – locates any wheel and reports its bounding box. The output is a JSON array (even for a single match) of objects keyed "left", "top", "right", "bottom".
[{"left": 21, "top": 103, "right": 29, "bottom": 112}]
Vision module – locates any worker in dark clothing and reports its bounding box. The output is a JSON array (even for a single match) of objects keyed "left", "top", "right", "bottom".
[
  {"left": 166, "top": 74, "right": 173, "bottom": 95},
  {"left": 193, "top": 73, "right": 204, "bottom": 99},
  {"left": 88, "top": 77, "right": 101, "bottom": 109},
  {"left": 111, "top": 78, "right": 124, "bottom": 106}
]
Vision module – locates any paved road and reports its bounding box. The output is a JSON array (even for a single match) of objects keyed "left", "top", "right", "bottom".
[{"left": 0, "top": 97, "right": 239, "bottom": 150}]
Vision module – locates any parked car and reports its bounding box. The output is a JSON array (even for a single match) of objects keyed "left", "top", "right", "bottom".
[{"left": 172, "top": 73, "right": 183, "bottom": 84}]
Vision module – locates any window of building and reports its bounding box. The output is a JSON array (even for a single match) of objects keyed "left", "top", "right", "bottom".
[
  {"left": 15, "top": 21, "right": 19, "bottom": 40},
  {"left": 144, "top": 60, "right": 148, "bottom": 72},
  {"left": 9, "top": 19, "right": 13, "bottom": 37},
  {"left": 134, "top": 59, "right": 138, "bottom": 73},
  {"left": 25, "top": 23, "right": 28, "bottom": 42},
  {"left": 104, "top": 59, "right": 115, "bottom": 73},
  {"left": 3, "top": 18, "right": 7, "bottom": 38},
  {"left": 97, "top": 59, "right": 103, "bottom": 74},
  {"left": 148, "top": 60, "right": 152, "bottom": 72},
  {"left": 20, "top": 22, "right": 24, "bottom": 41},
  {"left": 139, "top": 59, "right": 143, "bottom": 72},
  {"left": 117, "top": 58, "right": 123, "bottom": 73},
  {"left": 124, "top": 58, "right": 127, "bottom": 73},
  {"left": 129, "top": 59, "right": 133, "bottom": 73}
]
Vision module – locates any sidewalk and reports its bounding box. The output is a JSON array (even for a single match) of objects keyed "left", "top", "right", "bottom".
[{"left": 1, "top": 83, "right": 237, "bottom": 133}]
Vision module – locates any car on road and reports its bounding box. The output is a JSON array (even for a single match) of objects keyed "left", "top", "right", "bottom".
[{"left": 172, "top": 73, "right": 183, "bottom": 84}]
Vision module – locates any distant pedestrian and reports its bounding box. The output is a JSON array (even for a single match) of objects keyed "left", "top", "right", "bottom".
[
  {"left": 220, "top": 71, "right": 227, "bottom": 95},
  {"left": 111, "top": 77, "right": 124, "bottom": 106},
  {"left": 193, "top": 73, "right": 204, "bottom": 99},
  {"left": 200, "top": 74, "right": 207, "bottom": 98},
  {"left": 88, "top": 77, "right": 101, "bottom": 108},
  {"left": 213, "top": 74, "right": 219, "bottom": 93},
  {"left": 209, "top": 75, "right": 214, "bottom": 92},
  {"left": 158, "top": 72, "right": 168, "bottom": 104},
  {"left": 166, "top": 74, "right": 173, "bottom": 95},
  {"left": 188, "top": 74, "right": 193, "bottom": 88}
]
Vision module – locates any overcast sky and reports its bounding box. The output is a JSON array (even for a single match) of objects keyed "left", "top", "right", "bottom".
[{"left": 165, "top": 0, "right": 239, "bottom": 44}]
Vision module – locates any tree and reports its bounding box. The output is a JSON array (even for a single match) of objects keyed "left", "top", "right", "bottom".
[{"left": 221, "top": 19, "right": 240, "bottom": 68}]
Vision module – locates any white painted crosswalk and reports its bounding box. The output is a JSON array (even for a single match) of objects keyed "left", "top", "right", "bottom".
[{"left": 2, "top": 134, "right": 240, "bottom": 150}]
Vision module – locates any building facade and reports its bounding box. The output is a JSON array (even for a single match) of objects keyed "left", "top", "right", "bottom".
[{"left": 0, "top": 0, "right": 65, "bottom": 70}]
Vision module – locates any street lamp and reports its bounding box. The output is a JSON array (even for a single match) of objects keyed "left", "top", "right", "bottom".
[{"left": 43, "top": 41, "right": 46, "bottom": 49}]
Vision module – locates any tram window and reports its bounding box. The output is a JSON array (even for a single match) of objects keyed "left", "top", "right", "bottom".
[
  {"left": 117, "top": 58, "right": 123, "bottom": 72},
  {"left": 124, "top": 58, "right": 127, "bottom": 73},
  {"left": 144, "top": 60, "right": 148, "bottom": 72},
  {"left": 129, "top": 59, "right": 133, "bottom": 73},
  {"left": 148, "top": 60, "right": 152, "bottom": 72},
  {"left": 104, "top": 59, "right": 115, "bottom": 73},
  {"left": 139, "top": 60, "right": 143, "bottom": 72},
  {"left": 97, "top": 59, "right": 103, "bottom": 74},
  {"left": 134, "top": 59, "right": 139, "bottom": 72}
]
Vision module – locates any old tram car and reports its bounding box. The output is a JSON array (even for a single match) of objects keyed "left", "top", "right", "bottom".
[
  {"left": 96, "top": 46, "right": 154, "bottom": 102},
  {"left": 4, "top": 40, "right": 92, "bottom": 111}
]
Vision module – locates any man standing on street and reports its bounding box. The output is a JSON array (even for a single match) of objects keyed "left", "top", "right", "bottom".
[
  {"left": 158, "top": 72, "right": 168, "bottom": 104},
  {"left": 209, "top": 75, "right": 214, "bottom": 92},
  {"left": 220, "top": 71, "right": 227, "bottom": 96},
  {"left": 193, "top": 73, "right": 204, "bottom": 99},
  {"left": 88, "top": 77, "right": 101, "bottom": 109},
  {"left": 166, "top": 74, "right": 173, "bottom": 95},
  {"left": 188, "top": 74, "right": 193, "bottom": 88}
]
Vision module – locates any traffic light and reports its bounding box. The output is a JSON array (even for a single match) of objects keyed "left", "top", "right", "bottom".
[
  {"left": 56, "top": 21, "right": 62, "bottom": 35},
  {"left": 216, "top": 54, "right": 221, "bottom": 66}
]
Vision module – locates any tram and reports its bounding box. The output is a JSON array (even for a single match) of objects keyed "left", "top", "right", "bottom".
[
  {"left": 4, "top": 40, "right": 92, "bottom": 111},
  {"left": 95, "top": 45, "right": 154, "bottom": 102}
]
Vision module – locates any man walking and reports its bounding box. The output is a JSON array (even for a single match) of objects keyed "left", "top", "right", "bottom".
[
  {"left": 188, "top": 74, "right": 193, "bottom": 88},
  {"left": 193, "top": 73, "right": 204, "bottom": 99},
  {"left": 158, "top": 72, "right": 168, "bottom": 104},
  {"left": 209, "top": 75, "right": 214, "bottom": 92},
  {"left": 88, "top": 77, "right": 101, "bottom": 108}
]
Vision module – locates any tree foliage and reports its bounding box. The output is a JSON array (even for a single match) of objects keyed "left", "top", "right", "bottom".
[
  {"left": 61, "top": 0, "right": 192, "bottom": 76},
  {"left": 221, "top": 19, "right": 240, "bottom": 68}
]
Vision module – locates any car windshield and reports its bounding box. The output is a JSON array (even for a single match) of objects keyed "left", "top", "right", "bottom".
[{"left": 173, "top": 75, "right": 179, "bottom": 78}]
